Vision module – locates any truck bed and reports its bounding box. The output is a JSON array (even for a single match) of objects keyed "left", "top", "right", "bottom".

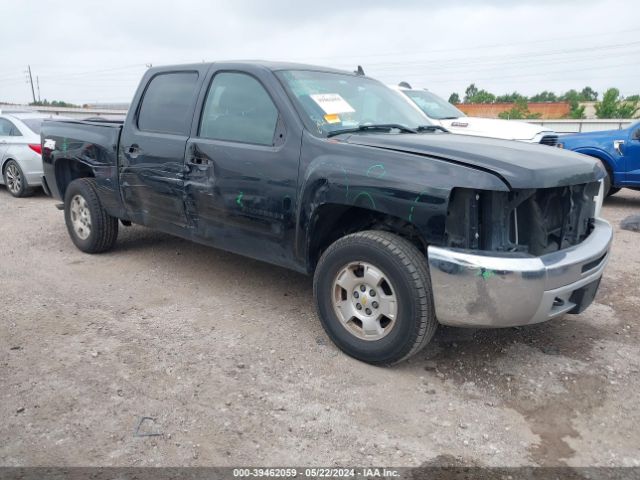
[{"left": 41, "top": 119, "right": 125, "bottom": 216}]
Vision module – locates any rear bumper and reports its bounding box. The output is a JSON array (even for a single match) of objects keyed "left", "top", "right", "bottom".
[{"left": 427, "top": 218, "right": 612, "bottom": 327}]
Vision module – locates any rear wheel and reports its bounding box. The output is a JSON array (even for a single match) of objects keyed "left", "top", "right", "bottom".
[
  {"left": 313, "top": 230, "right": 438, "bottom": 365},
  {"left": 3, "top": 160, "right": 34, "bottom": 197},
  {"left": 64, "top": 178, "right": 118, "bottom": 253}
]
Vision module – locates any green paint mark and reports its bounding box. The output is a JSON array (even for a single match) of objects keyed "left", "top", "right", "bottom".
[
  {"left": 366, "top": 163, "right": 386, "bottom": 179},
  {"left": 408, "top": 189, "right": 429, "bottom": 222},
  {"left": 236, "top": 191, "right": 244, "bottom": 207},
  {"left": 353, "top": 191, "right": 376, "bottom": 209},
  {"left": 476, "top": 268, "right": 495, "bottom": 280}
]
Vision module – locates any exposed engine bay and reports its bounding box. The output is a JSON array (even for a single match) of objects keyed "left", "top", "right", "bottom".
[{"left": 445, "top": 182, "right": 601, "bottom": 256}]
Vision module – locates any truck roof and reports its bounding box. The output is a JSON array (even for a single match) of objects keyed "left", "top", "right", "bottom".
[{"left": 147, "top": 60, "right": 357, "bottom": 76}]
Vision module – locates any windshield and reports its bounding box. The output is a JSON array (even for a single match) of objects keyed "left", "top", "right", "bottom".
[
  {"left": 276, "top": 70, "right": 430, "bottom": 136},
  {"left": 402, "top": 90, "right": 465, "bottom": 120}
]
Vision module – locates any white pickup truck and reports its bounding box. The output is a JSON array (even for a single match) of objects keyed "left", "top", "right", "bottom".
[{"left": 390, "top": 84, "right": 559, "bottom": 146}]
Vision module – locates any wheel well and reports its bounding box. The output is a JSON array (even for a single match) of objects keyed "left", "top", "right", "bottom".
[
  {"left": 577, "top": 150, "right": 613, "bottom": 176},
  {"left": 308, "top": 204, "right": 426, "bottom": 268},
  {"left": 54, "top": 159, "right": 94, "bottom": 198},
  {"left": 1, "top": 158, "right": 16, "bottom": 174}
]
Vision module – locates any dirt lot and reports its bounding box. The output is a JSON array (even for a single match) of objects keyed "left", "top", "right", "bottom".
[{"left": 1, "top": 187, "right": 639, "bottom": 468}]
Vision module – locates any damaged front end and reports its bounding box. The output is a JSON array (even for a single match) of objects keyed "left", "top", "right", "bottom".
[
  {"left": 427, "top": 181, "right": 612, "bottom": 328},
  {"left": 444, "top": 182, "right": 602, "bottom": 256}
]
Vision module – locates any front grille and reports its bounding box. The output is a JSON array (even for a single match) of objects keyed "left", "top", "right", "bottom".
[
  {"left": 539, "top": 135, "right": 559, "bottom": 146},
  {"left": 445, "top": 183, "right": 601, "bottom": 255}
]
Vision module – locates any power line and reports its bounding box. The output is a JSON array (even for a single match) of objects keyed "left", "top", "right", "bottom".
[
  {"left": 334, "top": 40, "right": 640, "bottom": 70},
  {"left": 293, "top": 26, "right": 640, "bottom": 62}
]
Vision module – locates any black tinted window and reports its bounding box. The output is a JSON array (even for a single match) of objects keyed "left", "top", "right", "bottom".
[
  {"left": 200, "top": 72, "right": 278, "bottom": 146},
  {"left": 138, "top": 72, "right": 198, "bottom": 135}
]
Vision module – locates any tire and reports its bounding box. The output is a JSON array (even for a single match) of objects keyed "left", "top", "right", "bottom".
[
  {"left": 64, "top": 178, "right": 118, "bottom": 253},
  {"left": 313, "top": 230, "right": 438, "bottom": 365},
  {"left": 3, "top": 160, "right": 34, "bottom": 198}
]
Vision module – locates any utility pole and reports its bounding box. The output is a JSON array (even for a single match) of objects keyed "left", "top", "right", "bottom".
[
  {"left": 36, "top": 76, "right": 41, "bottom": 102},
  {"left": 27, "top": 65, "right": 36, "bottom": 103}
]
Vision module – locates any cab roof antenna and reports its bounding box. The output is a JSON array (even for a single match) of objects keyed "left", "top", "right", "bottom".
[
  {"left": 398, "top": 81, "right": 412, "bottom": 89},
  {"left": 354, "top": 65, "right": 365, "bottom": 76}
]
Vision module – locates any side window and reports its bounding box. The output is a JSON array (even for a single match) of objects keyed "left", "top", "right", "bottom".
[
  {"left": 200, "top": 72, "right": 279, "bottom": 146},
  {"left": 137, "top": 72, "right": 199, "bottom": 135},
  {"left": 0, "top": 118, "right": 20, "bottom": 136}
]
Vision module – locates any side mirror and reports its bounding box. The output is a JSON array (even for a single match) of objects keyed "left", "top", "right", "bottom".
[{"left": 633, "top": 129, "right": 640, "bottom": 140}]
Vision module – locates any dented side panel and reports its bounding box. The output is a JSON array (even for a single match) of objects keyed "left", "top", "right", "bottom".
[{"left": 295, "top": 132, "right": 509, "bottom": 270}]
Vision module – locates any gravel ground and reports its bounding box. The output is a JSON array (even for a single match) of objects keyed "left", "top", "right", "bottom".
[{"left": 1, "top": 187, "right": 639, "bottom": 468}]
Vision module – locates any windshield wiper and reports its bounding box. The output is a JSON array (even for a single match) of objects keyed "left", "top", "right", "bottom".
[
  {"left": 416, "top": 125, "right": 450, "bottom": 133},
  {"left": 327, "top": 124, "right": 417, "bottom": 137},
  {"left": 438, "top": 116, "right": 460, "bottom": 120}
]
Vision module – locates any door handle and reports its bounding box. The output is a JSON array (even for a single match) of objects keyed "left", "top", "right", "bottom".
[
  {"left": 126, "top": 144, "right": 140, "bottom": 158},
  {"left": 188, "top": 156, "right": 210, "bottom": 166}
]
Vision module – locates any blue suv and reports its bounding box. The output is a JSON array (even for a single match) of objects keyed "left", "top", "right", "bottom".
[{"left": 559, "top": 121, "right": 640, "bottom": 196}]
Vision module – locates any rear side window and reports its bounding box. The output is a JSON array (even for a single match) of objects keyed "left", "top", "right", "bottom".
[
  {"left": 0, "top": 118, "right": 20, "bottom": 136},
  {"left": 21, "top": 119, "right": 43, "bottom": 135},
  {"left": 199, "top": 72, "right": 279, "bottom": 146},
  {"left": 137, "top": 72, "right": 199, "bottom": 135}
]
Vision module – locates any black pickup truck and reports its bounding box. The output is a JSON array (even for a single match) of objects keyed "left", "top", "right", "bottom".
[{"left": 41, "top": 61, "right": 612, "bottom": 364}]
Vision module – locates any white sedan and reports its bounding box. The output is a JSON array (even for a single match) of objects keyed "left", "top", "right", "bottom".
[
  {"left": 0, "top": 112, "right": 58, "bottom": 197},
  {"left": 389, "top": 84, "right": 559, "bottom": 146}
]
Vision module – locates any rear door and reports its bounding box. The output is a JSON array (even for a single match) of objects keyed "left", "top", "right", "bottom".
[
  {"left": 0, "top": 118, "right": 18, "bottom": 163},
  {"left": 119, "top": 68, "right": 206, "bottom": 231},
  {"left": 183, "top": 66, "right": 303, "bottom": 267}
]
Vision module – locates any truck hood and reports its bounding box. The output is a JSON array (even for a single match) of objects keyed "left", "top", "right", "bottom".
[
  {"left": 343, "top": 132, "right": 604, "bottom": 189},
  {"left": 559, "top": 128, "right": 626, "bottom": 146},
  {"left": 437, "top": 116, "right": 551, "bottom": 141}
]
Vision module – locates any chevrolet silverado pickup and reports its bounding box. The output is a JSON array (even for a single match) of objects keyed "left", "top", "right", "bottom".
[{"left": 41, "top": 61, "right": 612, "bottom": 365}]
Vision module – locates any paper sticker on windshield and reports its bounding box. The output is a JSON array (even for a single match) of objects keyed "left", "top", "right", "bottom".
[
  {"left": 310, "top": 93, "right": 355, "bottom": 115},
  {"left": 323, "top": 114, "right": 341, "bottom": 124}
]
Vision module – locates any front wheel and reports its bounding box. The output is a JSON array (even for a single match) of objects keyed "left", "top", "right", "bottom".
[
  {"left": 313, "top": 230, "right": 438, "bottom": 365},
  {"left": 597, "top": 159, "right": 620, "bottom": 197},
  {"left": 64, "top": 178, "right": 118, "bottom": 253}
]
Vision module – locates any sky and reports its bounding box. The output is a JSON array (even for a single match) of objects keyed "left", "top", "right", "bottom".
[{"left": 1, "top": 0, "right": 639, "bottom": 105}]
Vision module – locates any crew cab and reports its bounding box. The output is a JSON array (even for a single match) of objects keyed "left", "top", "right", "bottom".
[
  {"left": 558, "top": 121, "right": 640, "bottom": 196},
  {"left": 41, "top": 61, "right": 612, "bottom": 364},
  {"left": 389, "top": 83, "right": 559, "bottom": 145}
]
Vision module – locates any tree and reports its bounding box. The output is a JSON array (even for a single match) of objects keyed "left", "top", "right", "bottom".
[
  {"left": 560, "top": 90, "right": 586, "bottom": 119},
  {"left": 29, "top": 99, "right": 79, "bottom": 108},
  {"left": 529, "top": 91, "right": 557, "bottom": 103},
  {"left": 595, "top": 88, "right": 640, "bottom": 118},
  {"left": 463, "top": 83, "right": 495, "bottom": 104},
  {"left": 464, "top": 83, "right": 478, "bottom": 102},
  {"left": 448, "top": 93, "right": 461, "bottom": 104},
  {"left": 495, "top": 92, "right": 528, "bottom": 103},
  {"left": 497, "top": 98, "right": 541, "bottom": 120},
  {"left": 580, "top": 86, "right": 598, "bottom": 101}
]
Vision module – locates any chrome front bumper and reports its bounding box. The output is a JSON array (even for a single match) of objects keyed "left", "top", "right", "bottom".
[{"left": 427, "top": 218, "right": 613, "bottom": 328}]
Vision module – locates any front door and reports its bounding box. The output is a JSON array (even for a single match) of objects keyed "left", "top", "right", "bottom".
[
  {"left": 119, "top": 70, "right": 203, "bottom": 231},
  {"left": 625, "top": 124, "right": 640, "bottom": 184},
  {"left": 184, "top": 69, "right": 301, "bottom": 267}
]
